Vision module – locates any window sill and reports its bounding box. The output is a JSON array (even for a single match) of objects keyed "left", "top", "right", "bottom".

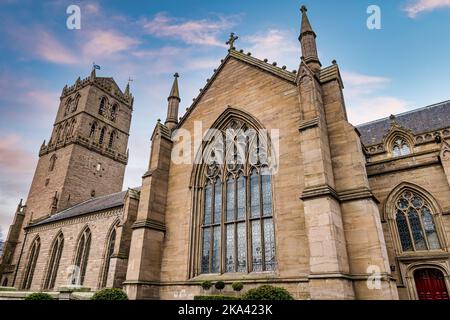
[
  {"left": 397, "top": 250, "right": 449, "bottom": 262},
  {"left": 190, "top": 271, "right": 278, "bottom": 282}
]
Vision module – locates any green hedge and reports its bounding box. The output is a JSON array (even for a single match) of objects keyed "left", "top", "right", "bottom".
[
  {"left": 24, "top": 292, "right": 54, "bottom": 300},
  {"left": 91, "top": 288, "right": 128, "bottom": 300},
  {"left": 242, "top": 285, "right": 294, "bottom": 300},
  {"left": 232, "top": 282, "right": 244, "bottom": 292},
  {"left": 194, "top": 295, "right": 240, "bottom": 300}
]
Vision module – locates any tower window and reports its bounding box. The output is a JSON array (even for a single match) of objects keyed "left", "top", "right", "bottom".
[
  {"left": 49, "top": 154, "right": 57, "bottom": 172},
  {"left": 64, "top": 98, "right": 72, "bottom": 116},
  {"left": 392, "top": 137, "right": 411, "bottom": 157},
  {"left": 89, "top": 122, "right": 97, "bottom": 138},
  {"left": 99, "top": 97, "right": 107, "bottom": 116},
  {"left": 111, "top": 104, "right": 118, "bottom": 122},
  {"left": 72, "top": 94, "right": 80, "bottom": 112},
  {"left": 108, "top": 131, "right": 115, "bottom": 149},
  {"left": 99, "top": 127, "right": 106, "bottom": 145}
]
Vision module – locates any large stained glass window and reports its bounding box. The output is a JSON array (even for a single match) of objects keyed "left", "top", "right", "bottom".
[
  {"left": 200, "top": 120, "right": 276, "bottom": 274},
  {"left": 395, "top": 190, "right": 441, "bottom": 252}
]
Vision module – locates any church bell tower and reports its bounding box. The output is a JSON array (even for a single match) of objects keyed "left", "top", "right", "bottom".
[{"left": 25, "top": 68, "right": 134, "bottom": 222}]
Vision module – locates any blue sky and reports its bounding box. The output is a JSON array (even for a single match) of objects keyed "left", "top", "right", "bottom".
[{"left": 1, "top": 0, "right": 450, "bottom": 233}]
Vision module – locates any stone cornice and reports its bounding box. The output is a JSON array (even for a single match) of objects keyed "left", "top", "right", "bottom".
[
  {"left": 298, "top": 118, "right": 319, "bottom": 132},
  {"left": 39, "top": 134, "right": 128, "bottom": 165},
  {"left": 301, "top": 185, "right": 379, "bottom": 203},
  {"left": 339, "top": 187, "right": 380, "bottom": 204},
  {"left": 300, "top": 185, "right": 340, "bottom": 202},
  {"left": 132, "top": 219, "right": 166, "bottom": 233},
  {"left": 25, "top": 208, "right": 123, "bottom": 232}
]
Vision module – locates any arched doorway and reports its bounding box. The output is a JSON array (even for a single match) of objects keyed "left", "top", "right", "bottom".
[{"left": 414, "top": 269, "right": 449, "bottom": 300}]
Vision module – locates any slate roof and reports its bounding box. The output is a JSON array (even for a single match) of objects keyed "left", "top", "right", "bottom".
[
  {"left": 357, "top": 100, "right": 450, "bottom": 146},
  {"left": 29, "top": 188, "right": 140, "bottom": 228}
]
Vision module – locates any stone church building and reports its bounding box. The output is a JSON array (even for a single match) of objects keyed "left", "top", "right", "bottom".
[{"left": 1, "top": 7, "right": 450, "bottom": 300}]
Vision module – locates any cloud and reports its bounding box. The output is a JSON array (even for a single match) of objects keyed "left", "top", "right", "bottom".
[
  {"left": 404, "top": 0, "right": 450, "bottom": 17},
  {"left": 142, "top": 13, "right": 238, "bottom": 47},
  {"left": 0, "top": 135, "right": 36, "bottom": 233},
  {"left": 243, "top": 29, "right": 299, "bottom": 70},
  {"left": 82, "top": 30, "right": 140, "bottom": 60},
  {"left": 30, "top": 30, "right": 78, "bottom": 65},
  {"left": 0, "top": 135, "right": 35, "bottom": 173},
  {"left": 343, "top": 71, "right": 409, "bottom": 125}
]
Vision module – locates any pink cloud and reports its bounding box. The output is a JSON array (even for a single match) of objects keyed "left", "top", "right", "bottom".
[
  {"left": 404, "top": 0, "right": 450, "bottom": 18},
  {"left": 0, "top": 135, "right": 35, "bottom": 173},
  {"left": 82, "top": 30, "right": 140, "bottom": 60},
  {"left": 36, "top": 31, "right": 78, "bottom": 65},
  {"left": 142, "top": 13, "right": 238, "bottom": 47}
]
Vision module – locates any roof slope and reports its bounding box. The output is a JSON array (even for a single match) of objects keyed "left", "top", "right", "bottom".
[
  {"left": 357, "top": 100, "right": 450, "bottom": 146},
  {"left": 29, "top": 188, "right": 140, "bottom": 227}
]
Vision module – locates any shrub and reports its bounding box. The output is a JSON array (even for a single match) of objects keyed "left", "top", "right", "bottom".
[
  {"left": 242, "top": 285, "right": 294, "bottom": 300},
  {"left": 24, "top": 292, "right": 54, "bottom": 300},
  {"left": 215, "top": 281, "right": 225, "bottom": 291},
  {"left": 200, "top": 281, "right": 213, "bottom": 290},
  {"left": 91, "top": 288, "right": 128, "bottom": 300},
  {"left": 194, "top": 295, "right": 240, "bottom": 300},
  {"left": 232, "top": 282, "right": 244, "bottom": 292}
]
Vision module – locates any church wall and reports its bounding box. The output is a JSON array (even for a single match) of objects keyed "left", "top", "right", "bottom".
[
  {"left": 368, "top": 159, "right": 450, "bottom": 299},
  {"left": 159, "top": 58, "right": 310, "bottom": 298},
  {"left": 15, "top": 209, "right": 122, "bottom": 291}
]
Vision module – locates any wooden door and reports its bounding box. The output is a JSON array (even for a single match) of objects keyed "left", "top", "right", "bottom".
[{"left": 414, "top": 269, "right": 449, "bottom": 300}]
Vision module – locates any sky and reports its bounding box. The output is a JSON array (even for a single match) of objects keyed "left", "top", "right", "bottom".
[{"left": 0, "top": 0, "right": 450, "bottom": 234}]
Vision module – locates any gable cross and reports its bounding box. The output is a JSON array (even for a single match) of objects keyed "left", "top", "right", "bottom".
[{"left": 226, "top": 32, "right": 239, "bottom": 50}]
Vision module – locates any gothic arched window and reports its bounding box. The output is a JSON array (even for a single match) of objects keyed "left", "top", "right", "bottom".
[
  {"left": 108, "top": 131, "right": 115, "bottom": 149},
  {"left": 395, "top": 190, "right": 441, "bottom": 252},
  {"left": 89, "top": 122, "right": 97, "bottom": 138},
  {"left": 199, "top": 120, "right": 276, "bottom": 275},
  {"left": 392, "top": 137, "right": 411, "bottom": 157},
  {"left": 99, "top": 97, "right": 107, "bottom": 116},
  {"left": 99, "top": 127, "right": 106, "bottom": 145},
  {"left": 22, "top": 236, "right": 41, "bottom": 289},
  {"left": 111, "top": 104, "right": 118, "bottom": 122},
  {"left": 100, "top": 226, "right": 116, "bottom": 288},
  {"left": 43, "top": 233, "right": 64, "bottom": 290},
  {"left": 72, "top": 94, "right": 80, "bottom": 112},
  {"left": 73, "top": 228, "right": 91, "bottom": 285},
  {"left": 64, "top": 98, "right": 72, "bottom": 116},
  {"left": 49, "top": 154, "right": 57, "bottom": 172}
]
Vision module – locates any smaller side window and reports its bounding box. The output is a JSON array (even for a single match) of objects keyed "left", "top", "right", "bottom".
[{"left": 392, "top": 137, "right": 411, "bottom": 157}]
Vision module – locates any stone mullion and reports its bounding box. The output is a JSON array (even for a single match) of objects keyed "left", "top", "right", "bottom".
[
  {"left": 404, "top": 210, "right": 417, "bottom": 251},
  {"left": 418, "top": 209, "right": 431, "bottom": 250},
  {"left": 258, "top": 170, "right": 266, "bottom": 271}
]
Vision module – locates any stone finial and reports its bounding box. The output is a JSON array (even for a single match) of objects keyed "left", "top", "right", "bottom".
[
  {"left": 17, "top": 198, "right": 23, "bottom": 212},
  {"left": 332, "top": 59, "right": 337, "bottom": 65},
  {"left": 226, "top": 32, "right": 239, "bottom": 50},
  {"left": 301, "top": 5, "right": 307, "bottom": 14}
]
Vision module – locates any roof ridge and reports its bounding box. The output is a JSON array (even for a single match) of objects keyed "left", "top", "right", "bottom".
[{"left": 357, "top": 99, "right": 450, "bottom": 127}]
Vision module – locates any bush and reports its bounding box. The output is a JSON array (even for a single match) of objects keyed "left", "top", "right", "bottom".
[
  {"left": 242, "top": 285, "right": 294, "bottom": 300},
  {"left": 24, "top": 292, "right": 54, "bottom": 300},
  {"left": 200, "top": 281, "right": 213, "bottom": 290},
  {"left": 232, "top": 282, "right": 244, "bottom": 292},
  {"left": 91, "top": 288, "right": 128, "bottom": 300},
  {"left": 215, "top": 281, "right": 225, "bottom": 291},
  {"left": 194, "top": 295, "right": 240, "bottom": 300}
]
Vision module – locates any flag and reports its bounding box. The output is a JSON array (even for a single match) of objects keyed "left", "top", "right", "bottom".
[{"left": 93, "top": 64, "right": 101, "bottom": 70}]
